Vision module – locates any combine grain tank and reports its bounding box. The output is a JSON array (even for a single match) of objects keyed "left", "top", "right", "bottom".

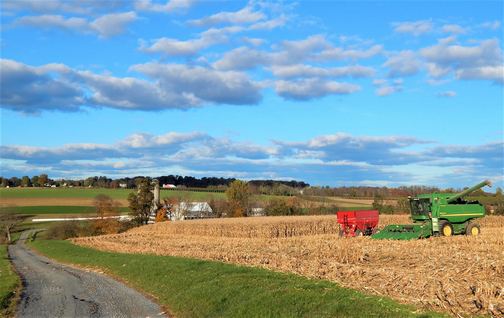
[{"left": 372, "top": 180, "right": 491, "bottom": 240}]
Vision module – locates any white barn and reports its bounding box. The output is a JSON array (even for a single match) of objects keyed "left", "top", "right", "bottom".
[{"left": 170, "top": 202, "right": 214, "bottom": 220}]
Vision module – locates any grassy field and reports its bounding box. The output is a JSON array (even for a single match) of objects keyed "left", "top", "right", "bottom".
[
  {"left": 30, "top": 239, "right": 443, "bottom": 318},
  {"left": 0, "top": 188, "right": 372, "bottom": 206},
  {"left": 0, "top": 188, "right": 132, "bottom": 199},
  {"left": 0, "top": 244, "right": 19, "bottom": 316},
  {"left": 0, "top": 188, "right": 227, "bottom": 200},
  {"left": 0, "top": 188, "right": 372, "bottom": 218},
  {"left": 0, "top": 206, "right": 130, "bottom": 215},
  {"left": 0, "top": 188, "right": 225, "bottom": 218}
]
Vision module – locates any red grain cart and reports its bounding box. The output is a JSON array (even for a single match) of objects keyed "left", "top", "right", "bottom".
[{"left": 336, "top": 210, "right": 379, "bottom": 237}]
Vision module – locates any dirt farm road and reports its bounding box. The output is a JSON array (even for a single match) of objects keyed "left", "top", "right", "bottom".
[{"left": 9, "top": 231, "right": 166, "bottom": 318}]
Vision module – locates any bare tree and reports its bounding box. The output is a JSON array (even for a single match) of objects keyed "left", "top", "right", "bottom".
[
  {"left": 93, "top": 194, "right": 121, "bottom": 235},
  {"left": 0, "top": 214, "right": 24, "bottom": 244}
]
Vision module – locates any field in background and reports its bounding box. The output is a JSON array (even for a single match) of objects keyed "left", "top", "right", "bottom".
[
  {"left": 0, "top": 206, "right": 130, "bottom": 215},
  {"left": 0, "top": 187, "right": 225, "bottom": 200},
  {"left": 73, "top": 215, "right": 504, "bottom": 317},
  {"left": 0, "top": 188, "right": 372, "bottom": 218},
  {"left": 0, "top": 188, "right": 225, "bottom": 219}
]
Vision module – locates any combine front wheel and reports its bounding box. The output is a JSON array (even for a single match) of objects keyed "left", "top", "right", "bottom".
[
  {"left": 465, "top": 223, "right": 480, "bottom": 236},
  {"left": 440, "top": 221, "right": 453, "bottom": 237}
]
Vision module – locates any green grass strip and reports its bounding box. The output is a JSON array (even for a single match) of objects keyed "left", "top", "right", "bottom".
[
  {"left": 0, "top": 244, "right": 20, "bottom": 316},
  {"left": 0, "top": 206, "right": 130, "bottom": 215},
  {"left": 0, "top": 188, "right": 226, "bottom": 200},
  {"left": 0, "top": 188, "right": 132, "bottom": 199},
  {"left": 30, "top": 240, "right": 444, "bottom": 318}
]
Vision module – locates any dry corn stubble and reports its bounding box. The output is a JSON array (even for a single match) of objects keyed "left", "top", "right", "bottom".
[{"left": 73, "top": 215, "right": 504, "bottom": 317}]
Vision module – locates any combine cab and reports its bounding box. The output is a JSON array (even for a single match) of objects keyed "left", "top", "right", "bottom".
[{"left": 372, "top": 180, "right": 491, "bottom": 240}]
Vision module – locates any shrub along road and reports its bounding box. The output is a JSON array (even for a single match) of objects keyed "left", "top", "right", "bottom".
[{"left": 8, "top": 231, "right": 166, "bottom": 318}]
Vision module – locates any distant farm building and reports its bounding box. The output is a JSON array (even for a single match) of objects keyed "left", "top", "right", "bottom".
[
  {"left": 162, "top": 184, "right": 176, "bottom": 189},
  {"left": 119, "top": 183, "right": 127, "bottom": 188},
  {"left": 248, "top": 207, "right": 266, "bottom": 217},
  {"left": 171, "top": 202, "right": 214, "bottom": 220}
]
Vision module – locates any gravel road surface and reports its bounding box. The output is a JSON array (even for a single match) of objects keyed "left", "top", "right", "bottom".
[{"left": 9, "top": 231, "right": 166, "bottom": 318}]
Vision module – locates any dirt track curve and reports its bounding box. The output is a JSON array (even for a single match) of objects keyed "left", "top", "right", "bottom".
[{"left": 8, "top": 231, "right": 166, "bottom": 318}]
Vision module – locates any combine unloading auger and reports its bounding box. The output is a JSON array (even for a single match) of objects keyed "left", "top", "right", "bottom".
[{"left": 372, "top": 180, "right": 491, "bottom": 240}]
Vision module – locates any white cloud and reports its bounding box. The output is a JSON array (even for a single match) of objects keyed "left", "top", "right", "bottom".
[
  {"left": 75, "top": 70, "right": 198, "bottom": 110},
  {"left": 16, "top": 14, "right": 88, "bottom": 30},
  {"left": 248, "top": 15, "right": 287, "bottom": 30},
  {"left": 373, "top": 78, "right": 402, "bottom": 96},
  {"left": 15, "top": 11, "right": 137, "bottom": 38},
  {"left": 316, "top": 44, "right": 383, "bottom": 61},
  {"left": 241, "top": 37, "right": 265, "bottom": 46},
  {"left": 421, "top": 39, "right": 502, "bottom": 67},
  {"left": 0, "top": 59, "right": 85, "bottom": 113},
  {"left": 376, "top": 86, "right": 399, "bottom": 96},
  {"left": 392, "top": 20, "right": 433, "bottom": 36},
  {"left": 213, "top": 47, "right": 269, "bottom": 70},
  {"left": 270, "top": 64, "right": 375, "bottom": 78},
  {"left": 276, "top": 133, "right": 424, "bottom": 165},
  {"left": 131, "top": 62, "right": 262, "bottom": 105},
  {"left": 456, "top": 65, "right": 504, "bottom": 84},
  {"left": 442, "top": 24, "right": 467, "bottom": 34},
  {"left": 421, "top": 39, "right": 504, "bottom": 83},
  {"left": 3, "top": 0, "right": 128, "bottom": 14},
  {"left": 0, "top": 59, "right": 262, "bottom": 112},
  {"left": 437, "top": 36, "right": 457, "bottom": 45},
  {"left": 135, "top": 0, "right": 193, "bottom": 13},
  {"left": 140, "top": 2, "right": 288, "bottom": 56},
  {"left": 214, "top": 35, "right": 382, "bottom": 71},
  {"left": 90, "top": 11, "right": 137, "bottom": 38},
  {"left": 383, "top": 50, "right": 422, "bottom": 77},
  {"left": 140, "top": 27, "right": 239, "bottom": 56},
  {"left": 275, "top": 79, "right": 360, "bottom": 100},
  {"left": 120, "top": 132, "right": 207, "bottom": 148},
  {"left": 425, "top": 63, "right": 451, "bottom": 78},
  {"left": 188, "top": 4, "right": 265, "bottom": 26}
]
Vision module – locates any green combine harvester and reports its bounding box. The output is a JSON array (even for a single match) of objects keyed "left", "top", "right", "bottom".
[{"left": 372, "top": 180, "right": 491, "bottom": 240}]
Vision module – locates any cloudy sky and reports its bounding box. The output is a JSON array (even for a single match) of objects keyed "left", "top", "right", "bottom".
[{"left": 0, "top": 0, "right": 503, "bottom": 188}]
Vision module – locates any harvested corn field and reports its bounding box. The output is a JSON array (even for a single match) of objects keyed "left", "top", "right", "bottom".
[{"left": 73, "top": 215, "right": 504, "bottom": 317}]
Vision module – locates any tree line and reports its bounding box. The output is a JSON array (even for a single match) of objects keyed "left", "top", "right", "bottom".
[
  {"left": 0, "top": 175, "right": 308, "bottom": 190},
  {"left": 0, "top": 174, "right": 499, "bottom": 199}
]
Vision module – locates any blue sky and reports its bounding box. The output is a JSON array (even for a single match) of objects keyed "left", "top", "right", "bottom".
[{"left": 0, "top": 0, "right": 503, "bottom": 188}]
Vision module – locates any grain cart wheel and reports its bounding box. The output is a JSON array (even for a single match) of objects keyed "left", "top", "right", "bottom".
[
  {"left": 439, "top": 221, "right": 453, "bottom": 237},
  {"left": 465, "top": 223, "right": 480, "bottom": 236}
]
